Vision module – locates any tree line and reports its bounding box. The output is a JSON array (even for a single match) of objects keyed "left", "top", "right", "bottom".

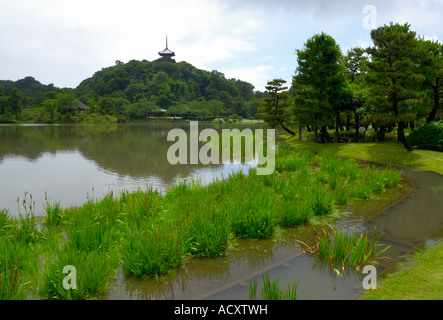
[
  {"left": 0, "top": 60, "right": 264, "bottom": 124},
  {"left": 260, "top": 22, "right": 443, "bottom": 151}
]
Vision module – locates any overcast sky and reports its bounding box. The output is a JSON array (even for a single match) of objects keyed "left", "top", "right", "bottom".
[{"left": 1, "top": 0, "right": 442, "bottom": 92}]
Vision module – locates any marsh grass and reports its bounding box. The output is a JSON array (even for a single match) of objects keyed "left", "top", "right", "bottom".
[
  {"left": 186, "top": 203, "right": 230, "bottom": 257},
  {"left": 44, "top": 201, "right": 63, "bottom": 227},
  {"left": 302, "top": 227, "right": 391, "bottom": 271},
  {"left": 121, "top": 221, "right": 188, "bottom": 278},
  {"left": 40, "top": 246, "right": 117, "bottom": 300},
  {"left": 0, "top": 209, "right": 12, "bottom": 234},
  {"left": 0, "top": 259, "right": 26, "bottom": 300},
  {"left": 249, "top": 272, "right": 298, "bottom": 300},
  {"left": 225, "top": 184, "right": 278, "bottom": 239},
  {"left": 1, "top": 141, "right": 403, "bottom": 298},
  {"left": 0, "top": 235, "right": 29, "bottom": 300},
  {"left": 14, "top": 193, "right": 46, "bottom": 245}
]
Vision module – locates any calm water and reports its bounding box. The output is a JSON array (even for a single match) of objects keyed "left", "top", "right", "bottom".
[{"left": 0, "top": 123, "right": 263, "bottom": 218}]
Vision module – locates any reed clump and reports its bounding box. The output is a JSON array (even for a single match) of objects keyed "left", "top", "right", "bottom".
[
  {"left": 301, "top": 226, "right": 391, "bottom": 271},
  {"left": 249, "top": 272, "right": 298, "bottom": 300}
]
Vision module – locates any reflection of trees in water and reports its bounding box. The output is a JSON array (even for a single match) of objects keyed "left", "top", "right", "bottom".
[
  {"left": 0, "top": 124, "right": 117, "bottom": 161},
  {"left": 0, "top": 124, "right": 200, "bottom": 185},
  {"left": 0, "top": 123, "right": 270, "bottom": 185}
]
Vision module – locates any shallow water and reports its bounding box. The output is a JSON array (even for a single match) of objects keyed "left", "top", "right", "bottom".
[{"left": 0, "top": 123, "right": 260, "bottom": 218}]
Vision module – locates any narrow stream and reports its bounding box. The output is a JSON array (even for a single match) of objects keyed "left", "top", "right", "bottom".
[{"left": 105, "top": 167, "right": 443, "bottom": 300}]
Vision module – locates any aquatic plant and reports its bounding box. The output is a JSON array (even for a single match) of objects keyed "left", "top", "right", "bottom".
[
  {"left": 0, "top": 259, "right": 26, "bottom": 300},
  {"left": 121, "top": 221, "right": 188, "bottom": 278},
  {"left": 40, "top": 247, "right": 117, "bottom": 300},
  {"left": 44, "top": 200, "right": 63, "bottom": 227},
  {"left": 186, "top": 203, "right": 230, "bottom": 257},
  {"left": 301, "top": 226, "right": 391, "bottom": 271},
  {"left": 278, "top": 199, "right": 312, "bottom": 228},
  {"left": 0, "top": 209, "right": 12, "bottom": 235},
  {"left": 249, "top": 272, "right": 298, "bottom": 300},
  {"left": 14, "top": 193, "right": 46, "bottom": 244}
]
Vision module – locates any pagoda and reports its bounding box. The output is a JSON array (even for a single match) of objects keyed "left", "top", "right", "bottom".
[{"left": 157, "top": 36, "right": 176, "bottom": 63}]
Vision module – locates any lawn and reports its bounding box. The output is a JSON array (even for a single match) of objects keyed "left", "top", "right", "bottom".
[
  {"left": 285, "top": 136, "right": 443, "bottom": 175},
  {"left": 361, "top": 240, "right": 443, "bottom": 300}
]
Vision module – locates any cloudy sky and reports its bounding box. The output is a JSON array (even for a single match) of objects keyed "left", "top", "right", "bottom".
[{"left": 1, "top": 0, "right": 442, "bottom": 91}]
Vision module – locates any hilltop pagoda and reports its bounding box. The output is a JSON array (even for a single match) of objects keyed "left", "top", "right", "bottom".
[{"left": 157, "top": 36, "right": 176, "bottom": 63}]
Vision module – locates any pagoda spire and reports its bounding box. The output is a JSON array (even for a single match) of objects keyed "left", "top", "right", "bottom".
[{"left": 157, "top": 35, "right": 176, "bottom": 63}]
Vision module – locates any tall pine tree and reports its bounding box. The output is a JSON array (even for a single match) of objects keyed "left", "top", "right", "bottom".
[
  {"left": 366, "top": 23, "right": 426, "bottom": 151},
  {"left": 293, "top": 32, "right": 348, "bottom": 143}
]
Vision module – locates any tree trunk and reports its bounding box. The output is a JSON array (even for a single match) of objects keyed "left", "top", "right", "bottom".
[
  {"left": 398, "top": 121, "right": 414, "bottom": 151},
  {"left": 335, "top": 112, "right": 340, "bottom": 143},
  {"left": 320, "top": 125, "right": 332, "bottom": 143},
  {"left": 355, "top": 113, "right": 360, "bottom": 140},
  {"left": 298, "top": 125, "right": 303, "bottom": 140},
  {"left": 346, "top": 115, "right": 351, "bottom": 131},
  {"left": 426, "top": 81, "right": 440, "bottom": 123},
  {"left": 377, "top": 125, "right": 387, "bottom": 142},
  {"left": 280, "top": 122, "right": 296, "bottom": 136}
]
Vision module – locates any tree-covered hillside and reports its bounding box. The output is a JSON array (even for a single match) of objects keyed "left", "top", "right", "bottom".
[{"left": 0, "top": 60, "right": 263, "bottom": 124}]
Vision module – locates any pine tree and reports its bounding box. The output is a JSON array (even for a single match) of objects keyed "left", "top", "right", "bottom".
[
  {"left": 366, "top": 22, "right": 426, "bottom": 151},
  {"left": 258, "top": 79, "right": 295, "bottom": 135},
  {"left": 415, "top": 37, "right": 443, "bottom": 123},
  {"left": 293, "top": 32, "right": 348, "bottom": 143}
]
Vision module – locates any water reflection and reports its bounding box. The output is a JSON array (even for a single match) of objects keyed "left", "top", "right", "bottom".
[{"left": 0, "top": 123, "right": 264, "bottom": 217}]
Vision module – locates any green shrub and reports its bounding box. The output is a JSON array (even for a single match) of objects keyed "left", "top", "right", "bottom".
[{"left": 407, "top": 121, "right": 443, "bottom": 152}]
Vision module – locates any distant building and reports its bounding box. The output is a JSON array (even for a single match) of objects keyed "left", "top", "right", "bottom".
[{"left": 157, "top": 36, "right": 176, "bottom": 63}]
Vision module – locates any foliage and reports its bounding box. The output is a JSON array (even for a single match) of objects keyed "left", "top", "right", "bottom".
[
  {"left": 258, "top": 79, "right": 295, "bottom": 135},
  {"left": 292, "top": 32, "right": 349, "bottom": 142},
  {"left": 249, "top": 272, "right": 298, "bottom": 300},
  {"left": 407, "top": 121, "right": 443, "bottom": 152},
  {"left": 365, "top": 23, "right": 426, "bottom": 151},
  {"left": 301, "top": 226, "right": 391, "bottom": 271},
  {"left": 1, "top": 61, "right": 262, "bottom": 124}
]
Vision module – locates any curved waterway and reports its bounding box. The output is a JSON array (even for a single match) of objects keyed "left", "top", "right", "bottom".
[{"left": 104, "top": 167, "right": 443, "bottom": 300}]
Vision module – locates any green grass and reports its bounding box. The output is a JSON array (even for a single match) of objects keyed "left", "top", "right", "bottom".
[
  {"left": 361, "top": 240, "right": 443, "bottom": 300},
  {"left": 300, "top": 227, "right": 391, "bottom": 271},
  {"left": 249, "top": 272, "right": 298, "bottom": 300},
  {"left": 286, "top": 137, "right": 443, "bottom": 175}
]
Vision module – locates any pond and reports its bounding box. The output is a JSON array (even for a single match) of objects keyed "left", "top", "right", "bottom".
[
  {"left": 0, "top": 123, "right": 262, "bottom": 218},
  {"left": 1, "top": 123, "right": 442, "bottom": 300}
]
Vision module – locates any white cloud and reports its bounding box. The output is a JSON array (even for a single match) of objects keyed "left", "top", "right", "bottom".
[
  {"left": 1, "top": 0, "right": 442, "bottom": 91},
  {"left": 221, "top": 65, "right": 276, "bottom": 92}
]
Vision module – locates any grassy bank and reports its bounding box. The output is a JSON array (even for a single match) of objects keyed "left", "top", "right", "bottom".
[
  {"left": 285, "top": 136, "right": 443, "bottom": 300},
  {"left": 361, "top": 240, "right": 443, "bottom": 300},
  {"left": 285, "top": 136, "right": 443, "bottom": 175},
  {"left": 0, "top": 143, "right": 401, "bottom": 300}
]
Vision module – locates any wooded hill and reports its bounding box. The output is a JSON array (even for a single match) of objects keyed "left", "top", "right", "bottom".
[{"left": 0, "top": 60, "right": 263, "bottom": 123}]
